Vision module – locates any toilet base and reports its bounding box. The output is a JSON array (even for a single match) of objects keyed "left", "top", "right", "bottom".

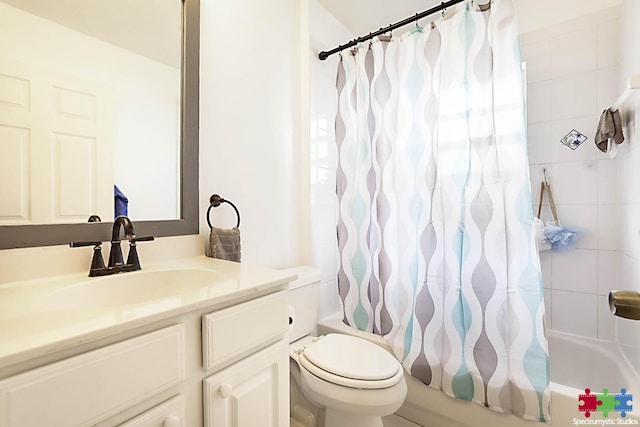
[{"left": 325, "top": 408, "right": 383, "bottom": 427}]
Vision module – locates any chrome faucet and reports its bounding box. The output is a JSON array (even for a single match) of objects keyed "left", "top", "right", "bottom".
[{"left": 70, "top": 215, "right": 154, "bottom": 277}]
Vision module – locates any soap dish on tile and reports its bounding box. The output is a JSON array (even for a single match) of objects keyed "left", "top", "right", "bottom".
[{"left": 560, "top": 129, "right": 587, "bottom": 150}]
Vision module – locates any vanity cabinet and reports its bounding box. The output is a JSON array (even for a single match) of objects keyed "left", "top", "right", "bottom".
[
  {"left": 201, "top": 291, "right": 289, "bottom": 427},
  {"left": 0, "top": 288, "right": 289, "bottom": 427}
]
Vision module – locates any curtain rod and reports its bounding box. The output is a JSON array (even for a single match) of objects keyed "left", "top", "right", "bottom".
[{"left": 318, "top": 0, "right": 466, "bottom": 61}]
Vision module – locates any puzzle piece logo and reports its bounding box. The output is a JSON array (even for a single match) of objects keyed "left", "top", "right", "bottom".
[
  {"left": 579, "top": 388, "right": 601, "bottom": 417},
  {"left": 596, "top": 389, "right": 616, "bottom": 417},
  {"left": 615, "top": 388, "right": 633, "bottom": 418},
  {"left": 578, "top": 387, "right": 633, "bottom": 418}
]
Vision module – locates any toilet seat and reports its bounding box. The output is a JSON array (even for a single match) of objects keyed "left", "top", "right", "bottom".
[{"left": 298, "top": 334, "right": 404, "bottom": 390}]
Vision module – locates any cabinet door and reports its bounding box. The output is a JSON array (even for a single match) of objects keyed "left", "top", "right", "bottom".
[{"left": 203, "top": 339, "right": 289, "bottom": 427}]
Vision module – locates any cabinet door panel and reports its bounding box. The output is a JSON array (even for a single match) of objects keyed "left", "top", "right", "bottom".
[
  {"left": 203, "top": 339, "right": 289, "bottom": 427},
  {"left": 0, "top": 325, "right": 184, "bottom": 427}
]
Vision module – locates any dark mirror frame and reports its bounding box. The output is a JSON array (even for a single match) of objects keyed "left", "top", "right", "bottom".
[{"left": 0, "top": 0, "right": 200, "bottom": 249}]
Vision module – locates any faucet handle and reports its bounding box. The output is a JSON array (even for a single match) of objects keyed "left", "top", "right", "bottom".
[
  {"left": 70, "top": 241, "right": 106, "bottom": 277},
  {"left": 126, "top": 235, "right": 154, "bottom": 271},
  {"left": 70, "top": 241, "right": 102, "bottom": 248},
  {"left": 130, "top": 235, "right": 155, "bottom": 244}
]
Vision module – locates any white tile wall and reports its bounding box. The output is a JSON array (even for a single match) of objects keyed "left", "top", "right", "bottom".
[
  {"left": 309, "top": 0, "right": 352, "bottom": 321},
  {"left": 598, "top": 250, "right": 619, "bottom": 296},
  {"left": 597, "top": 67, "right": 620, "bottom": 107},
  {"left": 521, "top": 39, "right": 550, "bottom": 84},
  {"left": 527, "top": 123, "right": 553, "bottom": 164},
  {"left": 598, "top": 204, "right": 620, "bottom": 250},
  {"left": 617, "top": 317, "right": 639, "bottom": 352},
  {"left": 551, "top": 249, "right": 598, "bottom": 294},
  {"left": 597, "top": 20, "right": 621, "bottom": 69},
  {"left": 549, "top": 29, "right": 596, "bottom": 79},
  {"left": 597, "top": 159, "right": 618, "bottom": 205},
  {"left": 550, "top": 72, "right": 598, "bottom": 120},
  {"left": 598, "top": 295, "right": 616, "bottom": 341},
  {"left": 522, "top": 7, "right": 622, "bottom": 340},
  {"left": 547, "top": 161, "right": 598, "bottom": 206},
  {"left": 551, "top": 290, "right": 598, "bottom": 338}
]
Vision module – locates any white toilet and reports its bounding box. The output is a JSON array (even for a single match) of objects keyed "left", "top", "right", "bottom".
[{"left": 286, "top": 266, "right": 407, "bottom": 427}]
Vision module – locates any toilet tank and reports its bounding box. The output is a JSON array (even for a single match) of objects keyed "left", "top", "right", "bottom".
[{"left": 284, "top": 265, "right": 322, "bottom": 342}]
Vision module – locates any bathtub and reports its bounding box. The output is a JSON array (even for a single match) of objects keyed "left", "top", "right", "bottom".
[{"left": 317, "top": 318, "right": 640, "bottom": 426}]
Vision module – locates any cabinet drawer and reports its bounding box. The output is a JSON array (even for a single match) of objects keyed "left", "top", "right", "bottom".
[
  {"left": 202, "top": 291, "right": 287, "bottom": 371},
  {"left": 0, "top": 324, "right": 185, "bottom": 427},
  {"left": 119, "top": 395, "right": 185, "bottom": 427}
]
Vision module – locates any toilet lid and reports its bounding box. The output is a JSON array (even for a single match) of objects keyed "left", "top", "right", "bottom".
[{"left": 300, "top": 334, "right": 402, "bottom": 388}]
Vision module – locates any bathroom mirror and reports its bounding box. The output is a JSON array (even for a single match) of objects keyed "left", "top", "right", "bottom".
[{"left": 0, "top": 0, "right": 199, "bottom": 249}]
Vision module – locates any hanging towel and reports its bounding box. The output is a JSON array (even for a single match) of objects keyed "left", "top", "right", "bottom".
[
  {"left": 207, "top": 227, "right": 241, "bottom": 262},
  {"left": 595, "top": 108, "right": 625, "bottom": 158},
  {"left": 114, "top": 185, "right": 128, "bottom": 217}
]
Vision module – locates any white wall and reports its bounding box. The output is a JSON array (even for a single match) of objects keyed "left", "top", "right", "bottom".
[
  {"left": 198, "top": 0, "right": 304, "bottom": 269},
  {"left": 308, "top": 0, "right": 353, "bottom": 320},
  {"left": 614, "top": 0, "right": 640, "bottom": 369},
  {"left": 619, "top": 0, "right": 640, "bottom": 87},
  {"left": 514, "top": 0, "right": 622, "bottom": 35},
  {"left": 0, "top": 2, "right": 181, "bottom": 222},
  {"left": 521, "top": 7, "right": 621, "bottom": 340}
]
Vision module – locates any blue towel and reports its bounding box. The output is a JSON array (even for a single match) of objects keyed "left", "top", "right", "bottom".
[{"left": 114, "top": 185, "right": 128, "bottom": 218}]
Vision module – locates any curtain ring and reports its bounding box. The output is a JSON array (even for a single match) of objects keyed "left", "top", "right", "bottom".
[{"left": 415, "top": 13, "right": 419, "bottom": 28}]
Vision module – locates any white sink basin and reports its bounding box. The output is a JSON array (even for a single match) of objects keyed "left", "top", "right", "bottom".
[{"left": 45, "top": 269, "right": 222, "bottom": 309}]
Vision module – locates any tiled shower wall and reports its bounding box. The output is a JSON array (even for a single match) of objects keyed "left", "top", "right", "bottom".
[
  {"left": 309, "top": 0, "right": 351, "bottom": 320},
  {"left": 521, "top": 7, "right": 621, "bottom": 340},
  {"left": 615, "top": 0, "right": 640, "bottom": 369}
]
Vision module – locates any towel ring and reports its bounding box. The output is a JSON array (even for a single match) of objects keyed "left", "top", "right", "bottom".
[{"left": 207, "top": 194, "right": 240, "bottom": 229}]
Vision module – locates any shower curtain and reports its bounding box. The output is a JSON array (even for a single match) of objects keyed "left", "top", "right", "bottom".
[{"left": 335, "top": 0, "right": 550, "bottom": 422}]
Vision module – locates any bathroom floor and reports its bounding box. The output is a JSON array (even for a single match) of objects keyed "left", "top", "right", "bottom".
[
  {"left": 382, "top": 414, "right": 422, "bottom": 426},
  {"left": 290, "top": 414, "right": 421, "bottom": 427}
]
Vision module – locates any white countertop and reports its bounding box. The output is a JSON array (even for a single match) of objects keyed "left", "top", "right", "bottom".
[{"left": 0, "top": 257, "right": 295, "bottom": 370}]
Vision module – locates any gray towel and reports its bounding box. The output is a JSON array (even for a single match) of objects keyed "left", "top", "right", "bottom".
[
  {"left": 595, "top": 108, "right": 624, "bottom": 153},
  {"left": 207, "top": 227, "right": 241, "bottom": 262}
]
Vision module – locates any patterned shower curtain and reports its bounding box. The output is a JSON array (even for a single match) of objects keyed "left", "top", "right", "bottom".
[{"left": 335, "top": 0, "right": 550, "bottom": 422}]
